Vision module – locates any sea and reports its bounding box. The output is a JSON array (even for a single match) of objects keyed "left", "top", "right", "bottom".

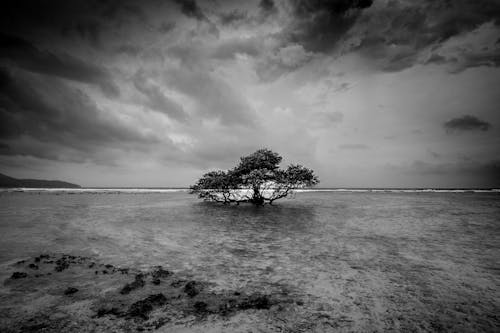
[{"left": 0, "top": 188, "right": 498, "bottom": 299}]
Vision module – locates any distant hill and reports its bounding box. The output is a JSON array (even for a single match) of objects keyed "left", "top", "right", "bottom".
[{"left": 0, "top": 173, "right": 81, "bottom": 188}]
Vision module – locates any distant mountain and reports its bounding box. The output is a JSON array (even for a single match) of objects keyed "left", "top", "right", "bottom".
[{"left": 0, "top": 173, "right": 81, "bottom": 188}]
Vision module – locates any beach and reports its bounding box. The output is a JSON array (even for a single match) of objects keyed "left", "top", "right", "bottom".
[{"left": 0, "top": 191, "right": 499, "bottom": 332}]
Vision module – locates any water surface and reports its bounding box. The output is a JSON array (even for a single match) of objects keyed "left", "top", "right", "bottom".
[{"left": 1, "top": 191, "right": 498, "bottom": 298}]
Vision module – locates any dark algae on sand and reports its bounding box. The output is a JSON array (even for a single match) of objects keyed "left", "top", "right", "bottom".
[{"left": 1, "top": 254, "right": 309, "bottom": 332}]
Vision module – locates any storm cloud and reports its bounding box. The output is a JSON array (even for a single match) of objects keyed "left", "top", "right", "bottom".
[
  {"left": 405, "top": 159, "right": 500, "bottom": 187},
  {"left": 0, "top": 33, "right": 119, "bottom": 97},
  {"left": 173, "top": 0, "right": 219, "bottom": 36},
  {"left": 283, "top": 0, "right": 374, "bottom": 53},
  {"left": 0, "top": 0, "right": 499, "bottom": 187},
  {"left": 132, "top": 70, "right": 188, "bottom": 122},
  {"left": 0, "top": 67, "right": 159, "bottom": 162},
  {"left": 346, "top": 0, "right": 500, "bottom": 72},
  {"left": 444, "top": 115, "right": 491, "bottom": 133}
]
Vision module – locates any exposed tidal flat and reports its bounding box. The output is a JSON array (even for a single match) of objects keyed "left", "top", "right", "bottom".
[{"left": 0, "top": 192, "right": 499, "bottom": 332}]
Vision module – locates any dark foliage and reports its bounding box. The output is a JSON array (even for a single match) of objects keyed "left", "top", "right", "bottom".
[{"left": 190, "top": 148, "right": 319, "bottom": 205}]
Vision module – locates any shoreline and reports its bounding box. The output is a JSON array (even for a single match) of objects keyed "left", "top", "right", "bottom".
[{"left": 1, "top": 188, "right": 499, "bottom": 195}]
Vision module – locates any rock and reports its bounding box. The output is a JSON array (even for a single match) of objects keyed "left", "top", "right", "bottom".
[
  {"left": 127, "top": 294, "right": 167, "bottom": 319},
  {"left": 21, "top": 322, "right": 48, "bottom": 331},
  {"left": 152, "top": 278, "right": 161, "bottom": 285},
  {"left": 183, "top": 281, "right": 201, "bottom": 297},
  {"left": 28, "top": 263, "right": 38, "bottom": 270},
  {"left": 96, "top": 307, "right": 122, "bottom": 318},
  {"left": 120, "top": 274, "right": 146, "bottom": 295},
  {"left": 64, "top": 287, "right": 79, "bottom": 295},
  {"left": 219, "top": 299, "right": 238, "bottom": 315},
  {"left": 151, "top": 266, "right": 172, "bottom": 279},
  {"left": 238, "top": 294, "right": 272, "bottom": 310},
  {"left": 34, "top": 254, "right": 50, "bottom": 263},
  {"left": 10, "top": 272, "right": 28, "bottom": 279},
  {"left": 151, "top": 317, "right": 170, "bottom": 329},
  {"left": 54, "top": 258, "right": 70, "bottom": 272},
  {"left": 193, "top": 301, "right": 209, "bottom": 314},
  {"left": 171, "top": 279, "right": 187, "bottom": 288},
  {"left": 117, "top": 268, "right": 129, "bottom": 274}
]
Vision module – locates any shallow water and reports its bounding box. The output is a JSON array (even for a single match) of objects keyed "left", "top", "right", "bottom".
[
  {"left": 2, "top": 191, "right": 500, "bottom": 331},
  {"left": 1, "top": 191, "right": 499, "bottom": 299},
  {"left": 0, "top": 192, "right": 500, "bottom": 298}
]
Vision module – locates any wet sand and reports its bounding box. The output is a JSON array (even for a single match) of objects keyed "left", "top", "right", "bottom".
[
  {"left": 1, "top": 247, "right": 499, "bottom": 332},
  {"left": 1, "top": 254, "right": 304, "bottom": 332}
]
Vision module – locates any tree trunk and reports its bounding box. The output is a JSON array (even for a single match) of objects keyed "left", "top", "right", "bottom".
[{"left": 251, "top": 185, "right": 264, "bottom": 205}]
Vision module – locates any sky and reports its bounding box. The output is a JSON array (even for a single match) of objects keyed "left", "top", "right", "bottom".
[{"left": 1, "top": 0, "right": 499, "bottom": 188}]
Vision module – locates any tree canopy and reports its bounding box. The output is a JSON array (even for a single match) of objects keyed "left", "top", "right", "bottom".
[{"left": 190, "top": 149, "right": 319, "bottom": 205}]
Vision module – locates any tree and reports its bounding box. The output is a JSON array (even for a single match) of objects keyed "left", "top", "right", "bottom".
[{"left": 190, "top": 149, "right": 319, "bottom": 205}]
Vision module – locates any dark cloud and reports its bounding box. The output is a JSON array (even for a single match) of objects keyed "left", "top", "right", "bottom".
[
  {"left": 158, "top": 22, "right": 176, "bottom": 33},
  {"left": 444, "top": 115, "right": 491, "bottom": 133},
  {"left": 249, "top": 0, "right": 374, "bottom": 81},
  {"left": 217, "top": 1, "right": 276, "bottom": 27},
  {"left": 348, "top": 0, "right": 500, "bottom": 72},
  {"left": 381, "top": 51, "right": 418, "bottom": 72},
  {"left": 259, "top": 0, "right": 277, "bottom": 13},
  {"left": 173, "top": 0, "right": 219, "bottom": 35},
  {"left": 448, "top": 50, "right": 500, "bottom": 74},
  {"left": 0, "top": 0, "right": 147, "bottom": 43},
  {"left": 427, "top": 149, "right": 441, "bottom": 159},
  {"left": 219, "top": 10, "right": 248, "bottom": 26},
  {"left": 115, "top": 44, "right": 142, "bottom": 56},
  {"left": 174, "top": 0, "right": 206, "bottom": 21},
  {"left": 100, "top": 2, "right": 148, "bottom": 22},
  {"left": 133, "top": 70, "right": 188, "bottom": 122},
  {"left": 407, "top": 159, "right": 500, "bottom": 187},
  {"left": 425, "top": 45, "right": 500, "bottom": 74},
  {"left": 334, "top": 82, "right": 351, "bottom": 92},
  {"left": 0, "top": 0, "right": 497, "bottom": 186},
  {"left": 255, "top": 44, "right": 313, "bottom": 81},
  {"left": 61, "top": 20, "right": 102, "bottom": 48},
  {"left": 212, "top": 37, "right": 261, "bottom": 59},
  {"left": 425, "top": 53, "right": 448, "bottom": 65},
  {"left": 0, "top": 33, "right": 119, "bottom": 97},
  {"left": 338, "top": 143, "right": 370, "bottom": 150},
  {"left": 162, "top": 67, "right": 256, "bottom": 126},
  {"left": 283, "top": 0, "right": 373, "bottom": 53},
  {"left": 0, "top": 67, "right": 159, "bottom": 162}
]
